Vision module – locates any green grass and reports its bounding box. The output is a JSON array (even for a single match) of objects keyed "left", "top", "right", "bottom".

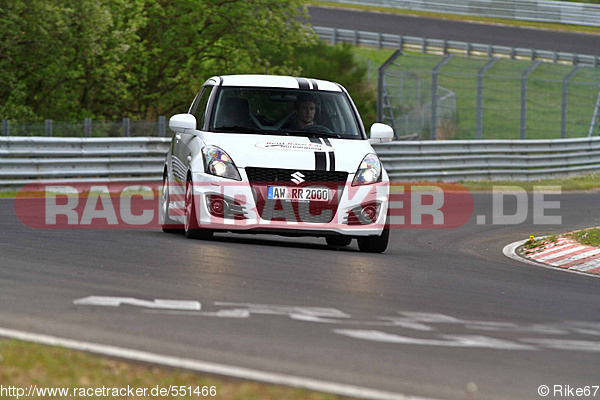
[
  {"left": 0, "top": 339, "right": 352, "bottom": 400},
  {"left": 458, "top": 173, "right": 600, "bottom": 191},
  {"left": 569, "top": 227, "right": 600, "bottom": 247},
  {"left": 522, "top": 234, "right": 558, "bottom": 251}
]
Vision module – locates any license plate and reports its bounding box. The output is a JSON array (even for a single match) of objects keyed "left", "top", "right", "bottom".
[{"left": 267, "top": 186, "right": 330, "bottom": 202}]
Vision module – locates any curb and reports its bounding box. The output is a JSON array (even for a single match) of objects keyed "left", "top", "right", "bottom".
[{"left": 503, "top": 237, "right": 600, "bottom": 278}]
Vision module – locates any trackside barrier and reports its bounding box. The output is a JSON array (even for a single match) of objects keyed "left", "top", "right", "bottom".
[
  {"left": 320, "top": 0, "right": 600, "bottom": 28},
  {"left": 313, "top": 26, "right": 600, "bottom": 67},
  {"left": 373, "top": 137, "right": 600, "bottom": 181},
  {"left": 0, "top": 137, "right": 170, "bottom": 188},
  {"left": 4, "top": 137, "right": 600, "bottom": 186}
]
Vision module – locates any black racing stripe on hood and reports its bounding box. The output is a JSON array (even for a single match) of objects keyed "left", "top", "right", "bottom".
[
  {"left": 296, "top": 78, "right": 310, "bottom": 90},
  {"left": 315, "top": 152, "right": 327, "bottom": 171},
  {"left": 328, "top": 151, "right": 336, "bottom": 172}
]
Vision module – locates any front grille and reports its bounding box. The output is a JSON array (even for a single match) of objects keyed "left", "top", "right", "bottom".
[
  {"left": 245, "top": 167, "right": 348, "bottom": 184},
  {"left": 244, "top": 167, "right": 348, "bottom": 224}
]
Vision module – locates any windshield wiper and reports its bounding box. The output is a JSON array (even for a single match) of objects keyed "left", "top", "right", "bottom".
[
  {"left": 276, "top": 129, "right": 342, "bottom": 139},
  {"left": 213, "top": 126, "right": 267, "bottom": 134}
]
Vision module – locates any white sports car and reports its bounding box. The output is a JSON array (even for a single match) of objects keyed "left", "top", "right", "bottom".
[{"left": 159, "top": 74, "right": 393, "bottom": 252}]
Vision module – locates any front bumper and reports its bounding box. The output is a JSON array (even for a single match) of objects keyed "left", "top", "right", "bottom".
[{"left": 185, "top": 170, "right": 389, "bottom": 237}]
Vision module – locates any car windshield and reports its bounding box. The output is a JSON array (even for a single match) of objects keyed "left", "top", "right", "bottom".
[{"left": 211, "top": 87, "right": 363, "bottom": 139}]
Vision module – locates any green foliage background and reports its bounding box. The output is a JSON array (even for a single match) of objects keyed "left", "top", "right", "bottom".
[{"left": 0, "top": 0, "right": 375, "bottom": 126}]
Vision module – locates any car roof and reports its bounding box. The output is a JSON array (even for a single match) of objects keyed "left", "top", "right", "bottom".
[{"left": 206, "top": 74, "right": 345, "bottom": 93}]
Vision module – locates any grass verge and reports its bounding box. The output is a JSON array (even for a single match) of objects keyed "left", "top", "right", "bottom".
[
  {"left": 0, "top": 339, "right": 351, "bottom": 400},
  {"left": 569, "top": 227, "right": 600, "bottom": 247}
]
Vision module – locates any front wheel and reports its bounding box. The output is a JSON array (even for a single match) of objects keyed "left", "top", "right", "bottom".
[
  {"left": 160, "top": 171, "right": 184, "bottom": 234},
  {"left": 184, "top": 176, "right": 213, "bottom": 240},
  {"left": 357, "top": 224, "right": 389, "bottom": 254}
]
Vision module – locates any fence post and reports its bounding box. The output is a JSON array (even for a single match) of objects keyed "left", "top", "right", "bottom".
[
  {"left": 431, "top": 54, "right": 454, "bottom": 140},
  {"left": 1, "top": 120, "right": 8, "bottom": 136},
  {"left": 44, "top": 119, "right": 53, "bottom": 137},
  {"left": 377, "top": 50, "right": 403, "bottom": 124},
  {"left": 84, "top": 118, "right": 92, "bottom": 137},
  {"left": 589, "top": 87, "right": 600, "bottom": 137},
  {"left": 520, "top": 60, "right": 542, "bottom": 139},
  {"left": 159, "top": 116, "right": 166, "bottom": 137},
  {"left": 561, "top": 66, "right": 581, "bottom": 139},
  {"left": 476, "top": 58, "right": 499, "bottom": 139},
  {"left": 123, "top": 117, "right": 130, "bottom": 137}
]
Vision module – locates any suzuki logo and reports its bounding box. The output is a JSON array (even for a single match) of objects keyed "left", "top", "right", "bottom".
[{"left": 291, "top": 171, "right": 305, "bottom": 185}]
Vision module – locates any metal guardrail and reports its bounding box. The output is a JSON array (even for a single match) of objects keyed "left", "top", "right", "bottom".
[
  {"left": 0, "top": 137, "right": 170, "bottom": 188},
  {"left": 322, "top": 0, "right": 600, "bottom": 27},
  {"left": 3, "top": 136, "right": 600, "bottom": 185},
  {"left": 373, "top": 136, "right": 600, "bottom": 181},
  {"left": 313, "top": 26, "right": 600, "bottom": 67}
]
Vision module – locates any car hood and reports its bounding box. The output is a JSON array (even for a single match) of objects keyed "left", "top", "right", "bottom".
[{"left": 199, "top": 133, "right": 376, "bottom": 173}]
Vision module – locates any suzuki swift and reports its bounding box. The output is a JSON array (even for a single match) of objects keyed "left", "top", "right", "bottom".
[{"left": 160, "top": 75, "right": 394, "bottom": 252}]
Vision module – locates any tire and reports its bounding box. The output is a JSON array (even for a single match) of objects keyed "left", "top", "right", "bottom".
[
  {"left": 184, "top": 176, "right": 213, "bottom": 240},
  {"left": 357, "top": 224, "right": 390, "bottom": 254},
  {"left": 326, "top": 236, "right": 352, "bottom": 247},
  {"left": 160, "top": 171, "right": 184, "bottom": 234}
]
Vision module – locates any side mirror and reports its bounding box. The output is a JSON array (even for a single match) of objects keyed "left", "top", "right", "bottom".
[
  {"left": 369, "top": 123, "right": 394, "bottom": 144},
  {"left": 169, "top": 113, "right": 197, "bottom": 133}
]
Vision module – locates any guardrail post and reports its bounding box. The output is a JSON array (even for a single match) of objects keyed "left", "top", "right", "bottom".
[
  {"left": 44, "top": 119, "right": 52, "bottom": 137},
  {"left": 431, "top": 54, "right": 454, "bottom": 140},
  {"left": 84, "top": 118, "right": 92, "bottom": 137},
  {"left": 1, "top": 120, "right": 8, "bottom": 136},
  {"left": 561, "top": 66, "right": 581, "bottom": 139},
  {"left": 476, "top": 58, "right": 499, "bottom": 139},
  {"left": 520, "top": 60, "right": 542, "bottom": 139},
  {"left": 123, "top": 117, "right": 130, "bottom": 137},
  {"left": 332, "top": 28, "right": 337, "bottom": 46},
  {"left": 159, "top": 116, "right": 166, "bottom": 137}
]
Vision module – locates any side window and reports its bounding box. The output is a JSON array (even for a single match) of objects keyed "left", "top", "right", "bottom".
[{"left": 192, "top": 86, "right": 213, "bottom": 130}]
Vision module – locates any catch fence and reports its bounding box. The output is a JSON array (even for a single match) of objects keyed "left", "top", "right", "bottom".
[{"left": 378, "top": 50, "right": 600, "bottom": 140}]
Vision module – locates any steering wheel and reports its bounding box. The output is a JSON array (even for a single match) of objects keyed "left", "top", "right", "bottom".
[{"left": 304, "top": 124, "right": 333, "bottom": 134}]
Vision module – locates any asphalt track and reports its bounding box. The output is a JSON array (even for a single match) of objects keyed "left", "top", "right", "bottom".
[
  {"left": 1, "top": 188, "right": 600, "bottom": 400},
  {"left": 2, "top": 9, "right": 600, "bottom": 400},
  {"left": 307, "top": 5, "right": 600, "bottom": 55}
]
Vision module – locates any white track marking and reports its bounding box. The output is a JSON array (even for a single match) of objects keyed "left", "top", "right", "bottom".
[
  {"left": 73, "top": 296, "right": 201, "bottom": 310},
  {"left": 0, "top": 327, "right": 438, "bottom": 400}
]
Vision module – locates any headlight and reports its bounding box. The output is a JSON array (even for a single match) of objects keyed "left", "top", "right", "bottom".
[
  {"left": 202, "top": 145, "right": 241, "bottom": 180},
  {"left": 352, "top": 153, "right": 382, "bottom": 186}
]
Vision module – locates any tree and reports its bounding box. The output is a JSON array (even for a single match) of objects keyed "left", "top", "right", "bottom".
[
  {"left": 0, "top": 0, "right": 146, "bottom": 120},
  {"left": 291, "top": 42, "right": 377, "bottom": 128},
  {"left": 0, "top": 0, "right": 314, "bottom": 121},
  {"left": 124, "top": 0, "right": 315, "bottom": 118}
]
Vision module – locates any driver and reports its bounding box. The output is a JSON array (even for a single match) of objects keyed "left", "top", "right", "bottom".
[{"left": 294, "top": 93, "right": 316, "bottom": 128}]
